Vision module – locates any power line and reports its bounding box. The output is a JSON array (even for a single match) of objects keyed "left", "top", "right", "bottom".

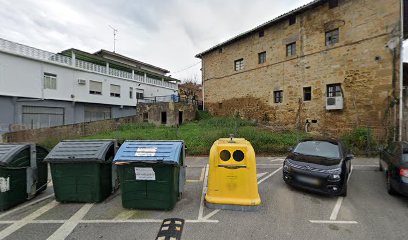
[{"left": 172, "top": 61, "right": 201, "bottom": 74}]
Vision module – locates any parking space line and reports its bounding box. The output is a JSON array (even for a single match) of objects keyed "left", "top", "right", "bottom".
[
  {"left": 186, "top": 167, "right": 205, "bottom": 183},
  {"left": 0, "top": 193, "right": 55, "bottom": 219},
  {"left": 309, "top": 220, "right": 358, "bottom": 224},
  {"left": 257, "top": 167, "right": 282, "bottom": 185},
  {"left": 79, "top": 219, "right": 219, "bottom": 223},
  {"left": 329, "top": 197, "right": 344, "bottom": 220},
  {"left": 202, "top": 167, "right": 282, "bottom": 220},
  {"left": 113, "top": 210, "right": 138, "bottom": 220},
  {"left": 47, "top": 203, "right": 93, "bottom": 240},
  {"left": 0, "top": 200, "right": 59, "bottom": 240},
  {"left": 198, "top": 164, "right": 209, "bottom": 220}
]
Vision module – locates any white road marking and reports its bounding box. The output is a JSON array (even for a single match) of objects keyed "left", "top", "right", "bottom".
[
  {"left": 256, "top": 172, "right": 269, "bottom": 179},
  {"left": 257, "top": 167, "right": 282, "bottom": 185},
  {"left": 203, "top": 167, "right": 282, "bottom": 220},
  {"left": 309, "top": 220, "right": 358, "bottom": 224},
  {"left": 270, "top": 159, "right": 285, "bottom": 162},
  {"left": 79, "top": 219, "right": 218, "bottom": 223},
  {"left": 257, "top": 164, "right": 283, "bottom": 167},
  {"left": 0, "top": 200, "right": 59, "bottom": 240},
  {"left": 198, "top": 164, "right": 209, "bottom": 220},
  {"left": 186, "top": 167, "right": 205, "bottom": 183},
  {"left": 329, "top": 197, "right": 344, "bottom": 220},
  {"left": 113, "top": 210, "right": 138, "bottom": 220},
  {"left": 0, "top": 193, "right": 54, "bottom": 219},
  {"left": 47, "top": 203, "right": 93, "bottom": 240}
]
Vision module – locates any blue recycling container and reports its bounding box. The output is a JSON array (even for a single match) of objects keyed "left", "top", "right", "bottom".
[{"left": 113, "top": 140, "right": 186, "bottom": 210}]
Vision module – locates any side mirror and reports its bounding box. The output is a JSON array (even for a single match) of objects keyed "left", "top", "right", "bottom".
[
  {"left": 288, "top": 147, "right": 293, "bottom": 152},
  {"left": 345, "top": 154, "right": 354, "bottom": 161}
]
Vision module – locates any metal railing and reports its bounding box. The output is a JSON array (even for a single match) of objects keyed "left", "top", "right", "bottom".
[
  {"left": 0, "top": 38, "right": 178, "bottom": 89},
  {"left": 140, "top": 95, "right": 203, "bottom": 108}
]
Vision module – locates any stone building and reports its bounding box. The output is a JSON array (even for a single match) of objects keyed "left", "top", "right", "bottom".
[{"left": 196, "top": 0, "right": 403, "bottom": 140}]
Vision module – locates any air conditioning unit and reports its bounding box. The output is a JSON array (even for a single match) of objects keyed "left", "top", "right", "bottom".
[
  {"left": 78, "top": 79, "right": 86, "bottom": 85},
  {"left": 326, "top": 96, "right": 343, "bottom": 110}
]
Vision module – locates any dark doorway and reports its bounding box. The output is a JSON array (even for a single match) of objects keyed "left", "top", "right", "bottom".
[
  {"left": 143, "top": 112, "right": 148, "bottom": 122},
  {"left": 178, "top": 111, "right": 183, "bottom": 125},
  {"left": 161, "top": 112, "right": 167, "bottom": 124}
]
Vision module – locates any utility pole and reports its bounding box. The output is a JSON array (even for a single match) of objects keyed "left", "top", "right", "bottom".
[{"left": 109, "top": 25, "right": 118, "bottom": 52}]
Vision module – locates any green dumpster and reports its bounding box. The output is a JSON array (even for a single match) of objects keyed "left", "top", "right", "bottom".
[
  {"left": 0, "top": 144, "right": 49, "bottom": 211},
  {"left": 44, "top": 140, "right": 119, "bottom": 203},
  {"left": 113, "top": 140, "right": 186, "bottom": 210}
]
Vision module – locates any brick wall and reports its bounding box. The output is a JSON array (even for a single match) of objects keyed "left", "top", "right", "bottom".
[
  {"left": 2, "top": 115, "right": 138, "bottom": 144},
  {"left": 200, "top": 0, "right": 401, "bottom": 139}
]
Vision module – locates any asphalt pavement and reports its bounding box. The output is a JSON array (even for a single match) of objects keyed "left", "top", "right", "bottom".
[{"left": 0, "top": 156, "right": 407, "bottom": 240}]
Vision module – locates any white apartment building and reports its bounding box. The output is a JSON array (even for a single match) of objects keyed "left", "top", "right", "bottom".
[{"left": 0, "top": 38, "right": 179, "bottom": 133}]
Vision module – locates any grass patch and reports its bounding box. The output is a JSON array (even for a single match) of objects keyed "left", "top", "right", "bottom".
[{"left": 80, "top": 113, "right": 308, "bottom": 155}]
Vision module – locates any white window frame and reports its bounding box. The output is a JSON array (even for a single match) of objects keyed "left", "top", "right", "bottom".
[
  {"left": 44, "top": 73, "right": 57, "bottom": 90},
  {"left": 89, "top": 80, "right": 103, "bottom": 95},
  {"left": 110, "top": 84, "right": 121, "bottom": 98},
  {"left": 234, "top": 59, "right": 244, "bottom": 71}
]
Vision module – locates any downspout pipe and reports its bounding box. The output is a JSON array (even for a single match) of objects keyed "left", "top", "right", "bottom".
[{"left": 399, "top": 0, "right": 404, "bottom": 141}]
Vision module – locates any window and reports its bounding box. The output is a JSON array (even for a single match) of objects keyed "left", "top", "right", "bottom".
[
  {"left": 22, "top": 106, "right": 64, "bottom": 129},
  {"left": 329, "top": 0, "right": 338, "bottom": 9},
  {"left": 303, "top": 87, "right": 312, "bottom": 101},
  {"left": 259, "top": 30, "right": 264, "bottom": 37},
  {"left": 44, "top": 73, "right": 57, "bottom": 90},
  {"left": 84, "top": 106, "right": 111, "bottom": 122},
  {"left": 258, "top": 52, "right": 266, "bottom": 64},
  {"left": 289, "top": 15, "right": 296, "bottom": 25},
  {"left": 234, "top": 59, "right": 244, "bottom": 71},
  {"left": 129, "top": 87, "right": 133, "bottom": 99},
  {"left": 286, "top": 42, "right": 296, "bottom": 57},
  {"left": 326, "top": 29, "right": 339, "bottom": 46},
  {"left": 110, "top": 84, "right": 121, "bottom": 97},
  {"left": 327, "top": 84, "right": 342, "bottom": 97},
  {"left": 274, "top": 90, "right": 283, "bottom": 103},
  {"left": 136, "top": 88, "right": 144, "bottom": 99},
  {"left": 89, "top": 81, "right": 102, "bottom": 95}
]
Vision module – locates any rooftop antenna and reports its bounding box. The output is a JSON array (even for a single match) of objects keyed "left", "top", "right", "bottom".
[{"left": 108, "top": 25, "right": 118, "bottom": 52}]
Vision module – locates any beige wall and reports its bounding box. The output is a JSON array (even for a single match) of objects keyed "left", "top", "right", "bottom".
[{"left": 201, "top": 0, "right": 401, "bottom": 138}]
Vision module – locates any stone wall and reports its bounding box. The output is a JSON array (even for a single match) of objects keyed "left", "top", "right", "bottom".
[
  {"left": 201, "top": 0, "right": 401, "bottom": 140},
  {"left": 2, "top": 115, "right": 138, "bottom": 144},
  {"left": 136, "top": 102, "right": 197, "bottom": 126}
]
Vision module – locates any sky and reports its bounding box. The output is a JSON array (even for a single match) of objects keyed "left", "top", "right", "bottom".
[{"left": 0, "top": 0, "right": 406, "bottom": 83}]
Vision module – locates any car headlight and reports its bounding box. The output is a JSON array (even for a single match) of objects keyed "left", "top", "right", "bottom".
[
  {"left": 329, "top": 174, "right": 341, "bottom": 180},
  {"left": 283, "top": 160, "right": 290, "bottom": 171}
]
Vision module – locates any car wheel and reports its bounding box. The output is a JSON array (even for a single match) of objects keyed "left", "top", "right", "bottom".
[
  {"left": 386, "top": 171, "right": 397, "bottom": 195},
  {"left": 379, "top": 160, "right": 383, "bottom": 172}
]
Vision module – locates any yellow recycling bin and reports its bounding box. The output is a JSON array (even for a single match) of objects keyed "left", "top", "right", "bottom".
[{"left": 205, "top": 137, "right": 261, "bottom": 211}]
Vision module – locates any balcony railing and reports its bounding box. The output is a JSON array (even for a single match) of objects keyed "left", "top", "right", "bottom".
[
  {"left": 0, "top": 38, "right": 178, "bottom": 89},
  {"left": 140, "top": 95, "right": 203, "bottom": 110}
]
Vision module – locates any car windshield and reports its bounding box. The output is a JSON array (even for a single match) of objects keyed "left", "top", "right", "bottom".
[{"left": 294, "top": 141, "right": 340, "bottom": 159}]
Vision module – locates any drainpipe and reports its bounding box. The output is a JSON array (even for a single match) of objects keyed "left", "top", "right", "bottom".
[
  {"left": 201, "top": 59, "right": 205, "bottom": 111},
  {"left": 399, "top": 0, "right": 404, "bottom": 141}
]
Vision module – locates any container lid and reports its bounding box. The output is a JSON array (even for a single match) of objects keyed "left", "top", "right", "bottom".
[
  {"left": 0, "top": 144, "right": 30, "bottom": 167},
  {"left": 113, "top": 140, "right": 183, "bottom": 165},
  {"left": 45, "top": 140, "right": 115, "bottom": 163}
]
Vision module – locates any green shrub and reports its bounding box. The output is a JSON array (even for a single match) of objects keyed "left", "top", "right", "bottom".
[{"left": 341, "top": 128, "right": 377, "bottom": 154}]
